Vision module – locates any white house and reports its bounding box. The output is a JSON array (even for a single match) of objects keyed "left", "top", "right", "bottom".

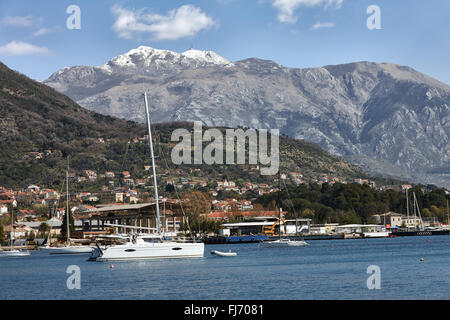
[{"left": 0, "top": 204, "right": 8, "bottom": 215}]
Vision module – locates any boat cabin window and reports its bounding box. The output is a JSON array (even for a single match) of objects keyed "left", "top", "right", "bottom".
[{"left": 142, "top": 238, "right": 163, "bottom": 243}]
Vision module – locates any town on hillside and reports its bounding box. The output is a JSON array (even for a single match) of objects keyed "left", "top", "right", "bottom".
[{"left": 1, "top": 165, "right": 448, "bottom": 246}]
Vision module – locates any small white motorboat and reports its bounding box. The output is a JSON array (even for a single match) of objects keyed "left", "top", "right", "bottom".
[
  {"left": 210, "top": 250, "right": 237, "bottom": 257},
  {"left": 260, "top": 238, "right": 309, "bottom": 247},
  {"left": 0, "top": 249, "right": 31, "bottom": 257}
]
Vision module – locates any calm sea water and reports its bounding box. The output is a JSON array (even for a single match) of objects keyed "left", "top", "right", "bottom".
[{"left": 0, "top": 236, "right": 449, "bottom": 300}]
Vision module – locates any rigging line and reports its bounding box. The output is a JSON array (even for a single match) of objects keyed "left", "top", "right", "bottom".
[
  {"left": 46, "top": 163, "right": 69, "bottom": 244},
  {"left": 119, "top": 98, "right": 143, "bottom": 188},
  {"left": 52, "top": 172, "right": 67, "bottom": 216},
  {"left": 281, "top": 175, "right": 307, "bottom": 239},
  {"left": 157, "top": 132, "right": 193, "bottom": 236},
  {"left": 119, "top": 136, "right": 132, "bottom": 177},
  {"left": 281, "top": 175, "right": 298, "bottom": 218}
]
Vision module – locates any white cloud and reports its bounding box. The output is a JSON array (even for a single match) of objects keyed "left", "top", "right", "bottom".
[
  {"left": 0, "top": 41, "right": 50, "bottom": 56},
  {"left": 311, "top": 21, "right": 335, "bottom": 30},
  {"left": 1, "top": 15, "right": 44, "bottom": 27},
  {"left": 32, "top": 27, "right": 60, "bottom": 37},
  {"left": 111, "top": 4, "right": 217, "bottom": 41},
  {"left": 272, "top": 0, "right": 343, "bottom": 23}
]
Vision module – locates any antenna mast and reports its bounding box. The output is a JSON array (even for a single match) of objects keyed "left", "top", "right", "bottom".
[
  {"left": 144, "top": 92, "right": 161, "bottom": 234},
  {"left": 66, "top": 158, "right": 70, "bottom": 244},
  {"left": 406, "top": 188, "right": 410, "bottom": 230}
]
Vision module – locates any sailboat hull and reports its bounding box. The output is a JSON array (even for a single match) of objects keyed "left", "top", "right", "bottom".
[
  {"left": 0, "top": 250, "right": 30, "bottom": 257},
  {"left": 90, "top": 242, "right": 204, "bottom": 261},
  {"left": 40, "top": 246, "right": 94, "bottom": 254},
  {"left": 391, "top": 230, "right": 450, "bottom": 237}
]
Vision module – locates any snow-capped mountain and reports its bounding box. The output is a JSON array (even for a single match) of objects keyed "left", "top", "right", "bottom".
[
  {"left": 46, "top": 46, "right": 231, "bottom": 94},
  {"left": 100, "top": 46, "right": 231, "bottom": 72},
  {"left": 44, "top": 47, "right": 450, "bottom": 188}
]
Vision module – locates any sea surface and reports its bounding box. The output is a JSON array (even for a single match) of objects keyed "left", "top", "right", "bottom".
[{"left": 0, "top": 236, "right": 449, "bottom": 300}]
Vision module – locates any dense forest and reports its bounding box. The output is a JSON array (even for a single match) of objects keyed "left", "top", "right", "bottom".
[{"left": 255, "top": 182, "right": 450, "bottom": 224}]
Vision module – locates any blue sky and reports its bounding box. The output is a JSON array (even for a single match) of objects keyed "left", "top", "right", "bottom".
[{"left": 0, "top": 0, "right": 449, "bottom": 84}]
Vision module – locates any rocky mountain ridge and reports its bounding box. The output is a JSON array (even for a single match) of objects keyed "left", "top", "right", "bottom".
[{"left": 44, "top": 46, "right": 450, "bottom": 188}]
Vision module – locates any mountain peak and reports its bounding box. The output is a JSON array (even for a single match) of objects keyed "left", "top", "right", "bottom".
[
  {"left": 99, "top": 46, "right": 230, "bottom": 71},
  {"left": 324, "top": 61, "right": 450, "bottom": 90},
  {"left": 181, "top": 48, "right": 230, "bottom": 65},
  {"left": 43, "top": 50, "right": 450, "bottom": 188}
]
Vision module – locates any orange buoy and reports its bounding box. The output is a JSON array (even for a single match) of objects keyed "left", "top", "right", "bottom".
[{"left": 110, "top": 264, "right": 114, "bottom": 269}]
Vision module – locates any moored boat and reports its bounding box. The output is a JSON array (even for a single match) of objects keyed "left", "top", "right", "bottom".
[
  {"left": 40, "top": 245, "right": 94, "bottom": 254},
  {"left": 0, "top": 249, "right": 30, "bottom": 257},
  {"left": 88, "top": 92, "right": 205, "bottom": 262},
  {"left": 1, "top": 210, "right": 31, "bottom": 257},
  {"left": 362, "top": 231, "right": 390, "bottom": 238},
  {"left": 89, "top": 232, "right": 204, "bottom": 261},
  {"left": 210, "top": 250, "right": 237, "bottom": 257},
  {"left": 41, "top": 162, "right": 94, "bottom": 255},
  {"left": 260, "top": 238, "right": 309, "bottom": 247}
]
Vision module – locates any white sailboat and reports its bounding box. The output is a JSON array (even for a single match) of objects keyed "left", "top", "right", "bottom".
[
  {"left": 88, "top": 92, "right": 204, "bottom": 261},
  {"left": 261, "top": 174, "right": 309, "bottom": 248},
  {"left": 0, "top": 211, "right": 30, "bottom": 257},
  {"left": 260, "top": 213, "right": 309, "bottom": 247},
  {"left": 40, "top": 164, "right": 94, "bottom": 255}
]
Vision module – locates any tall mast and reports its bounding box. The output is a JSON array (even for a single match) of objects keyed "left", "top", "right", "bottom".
[
  {"left": 66, "top": 159, "right": 70, "bottom": 244},
  {"left": 414, "top": 192, "right": 423, "bottom": 230},
  {"left": 447, "top": 199, "right": 449, "bottom": 230},
  {"left": 406, "top": 188, "right": 410, "bottom": 230},
  {"left": 10, "top": 210, "right": 13, "bottom": 250},
  {"left": 144, "top": 92, "right": 161, "bottom": 234},
  {"left": 278, "top": 172, "right": 282, "bottom": 240},
  {"left": 418, "top": 194, "right": 423, "bottom": 230}
]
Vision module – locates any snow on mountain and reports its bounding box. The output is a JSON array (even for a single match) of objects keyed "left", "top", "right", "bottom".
[
  {"left": 181, "top": 48, "right": 230, "bottom": 65},
  {"left": 98, "top": 46, "right": 230, "bottom": 71}
]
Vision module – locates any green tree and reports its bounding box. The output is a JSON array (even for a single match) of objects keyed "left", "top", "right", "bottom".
[
  {"left": 301, "top": 208, "right": 315, "bottom": 220},
  {"left": 165, "top": 183, "right": 175, "bottom": 193},
  {"left": 341, "top": 210, "right": 361, "bottom": 224},
  {"left": 61, "top": 208, "right": 74, "bottom": 239},
  {"left": 38, "top": 222, "right": 51, "bottom": 238},
  {"left": 422, "top": 208, "right": 432, "bottom": 218}
]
